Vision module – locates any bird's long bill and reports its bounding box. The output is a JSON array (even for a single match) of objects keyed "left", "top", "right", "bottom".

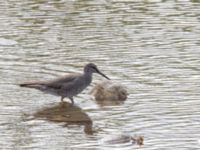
[{"left": 97, "top": 70, "right": 110, "bottom": 80}]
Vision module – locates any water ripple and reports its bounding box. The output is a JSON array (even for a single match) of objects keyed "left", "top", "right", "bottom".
[{"left": 0, "top": 0, "right": 200, "bottom": 150}]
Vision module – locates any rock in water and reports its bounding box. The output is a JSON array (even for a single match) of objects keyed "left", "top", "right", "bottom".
[
  {"left": 103, "top": 134, "right": 144, "bottom": 146},
  {"left": 91, "top": 81, "right": 128, "bottom": 101}
]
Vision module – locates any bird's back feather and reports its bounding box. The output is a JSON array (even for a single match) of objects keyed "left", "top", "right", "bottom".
[{"left": 19, "top": 73, "right": 81, "bottom": 93}]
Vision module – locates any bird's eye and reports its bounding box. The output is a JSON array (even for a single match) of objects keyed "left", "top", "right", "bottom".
[{"left": 91, "top": 66, "right": 96, "bottom": 70}]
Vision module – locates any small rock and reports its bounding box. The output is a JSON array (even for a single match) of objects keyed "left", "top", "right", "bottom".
[
  {"left": 103, "top": 134, "right": 144, "bottom": 146},
  {"left": 91, "top": 81, "right": 128, "bottom": 101}
]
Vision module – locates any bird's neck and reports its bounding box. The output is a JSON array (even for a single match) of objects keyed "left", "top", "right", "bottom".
[{"left": 83, "top": 71, "right": 92, "bottom": 83}]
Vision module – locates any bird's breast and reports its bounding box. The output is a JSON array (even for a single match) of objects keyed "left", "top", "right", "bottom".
[{"left": 68, "top": 75, "right": 92, "bottom": 96}]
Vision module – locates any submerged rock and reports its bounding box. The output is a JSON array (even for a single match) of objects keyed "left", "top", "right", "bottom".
[
  {"left": 91, "top": 81, "right": 128, "bottom": 102},
  {"left": 103, "top": 134, "right": 144, "bottom": 146}
]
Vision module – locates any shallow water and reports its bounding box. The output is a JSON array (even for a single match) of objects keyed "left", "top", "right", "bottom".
[{"left": 0, "top": 0, "right": 200, "bottom": 149}]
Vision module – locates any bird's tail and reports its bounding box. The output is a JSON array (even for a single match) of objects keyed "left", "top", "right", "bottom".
[
  {"left": 19, "top": 83, "right": 35, "bottom": 87},
  {"left": 19, "top": 82, "right": 46, "bottom": 90}
]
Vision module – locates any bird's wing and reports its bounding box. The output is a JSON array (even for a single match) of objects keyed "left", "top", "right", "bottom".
[{"left": 46, "top": 73, "right": 80, "bottom": 89}]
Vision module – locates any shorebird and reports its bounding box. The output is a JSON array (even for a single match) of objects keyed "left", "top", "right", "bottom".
[{"left": 19, "top": 63, "right": 110, "bottom": 105}]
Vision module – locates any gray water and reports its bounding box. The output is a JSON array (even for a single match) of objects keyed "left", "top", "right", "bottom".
[{"left": 0, "top": 0, "right": 200, "bottom": 149}]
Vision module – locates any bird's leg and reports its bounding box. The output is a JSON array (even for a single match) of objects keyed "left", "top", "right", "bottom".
[
  {"left": 69, "top": 97, "right": 74, "bottom": 105},
  {"left": 61, "top": 96, "right": 64, "bottom": 102}
]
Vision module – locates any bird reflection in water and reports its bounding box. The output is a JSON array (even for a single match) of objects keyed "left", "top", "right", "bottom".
[{"left": 33, "top": 102, "right": 93, "bottom": 135}]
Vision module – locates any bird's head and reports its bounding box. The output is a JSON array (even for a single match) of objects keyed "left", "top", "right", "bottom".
[{"left": 84, "top": 63, "right": 110, "bottom": 80}]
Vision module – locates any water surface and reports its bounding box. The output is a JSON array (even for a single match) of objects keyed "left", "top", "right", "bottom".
[{"left": 0, "top": 0, "right": 200, "bottom": 149}]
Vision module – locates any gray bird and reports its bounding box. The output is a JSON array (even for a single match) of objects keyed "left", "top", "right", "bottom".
[{"left": 19, "top": 63, "right": 110, "bottom": 105}]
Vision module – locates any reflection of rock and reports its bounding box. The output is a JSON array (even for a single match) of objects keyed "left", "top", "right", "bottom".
[
  {"left": 91, "top": 81, "right": 128, "bottom": 106},
  {"left": 103, "top": 134, "right": 144, "bottom": 146},
  {"left": 95, "top": 99, "right": 125, "bottom": 106},
  {"left": 33, "top": 102, "right": 93, "bottom": 134}
]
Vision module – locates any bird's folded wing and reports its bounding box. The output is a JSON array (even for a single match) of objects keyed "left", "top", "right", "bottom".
[{"left": 46, "top": 73, "right": 80, "bottom": 89}]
